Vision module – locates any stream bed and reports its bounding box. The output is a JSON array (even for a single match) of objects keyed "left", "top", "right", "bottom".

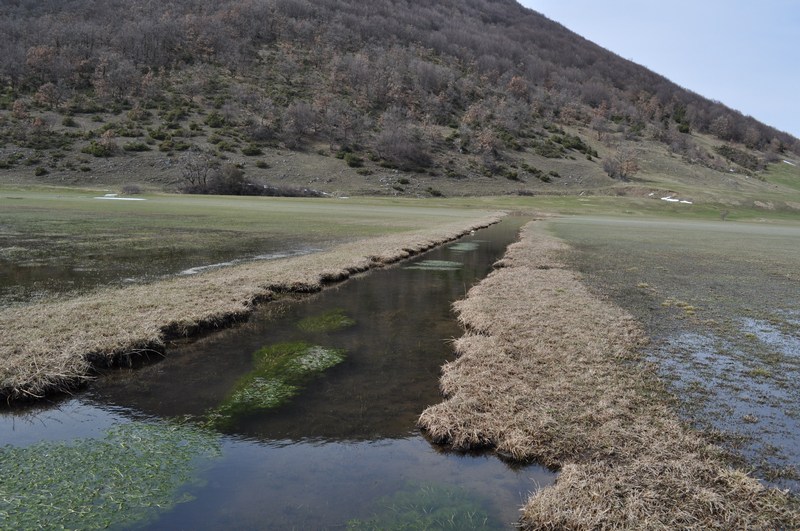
[{"left": 1, "top": 218, "right": 555, "bottom": 529}]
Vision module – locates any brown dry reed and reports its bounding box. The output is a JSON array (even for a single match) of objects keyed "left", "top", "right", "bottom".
[
  {"left": 0, "top": 213, "right": 503, "bottom": 401},
  {"left": 418, "top": 221, "right": 798, "bottom": 530}
]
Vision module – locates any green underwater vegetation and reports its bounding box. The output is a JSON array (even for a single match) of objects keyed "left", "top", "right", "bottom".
[
  {"left": 347, "top": 483, "right": 501, "bottom": 530},
  {"left": 297, "top": 308, "right": 357, "bottom": 333},
  {"left": 448, "top": 242, "right": 481, "bottom": 252},
  {"left": 208, "top": 341, "right": 346, "bottom": 427},
  {"left": 0, "top": 421, "right": 221, "bottom": 530},
  {"left": 405, "top": 260, "right": 463, "bottom": 271}
]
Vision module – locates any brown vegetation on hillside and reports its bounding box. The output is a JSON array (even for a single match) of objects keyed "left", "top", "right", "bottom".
[
  {"left": 0, "top": 0, "right": 796, "bottom": 193},
  {"left": 419, "top": 222, "right": 798, "bottom": 529}
]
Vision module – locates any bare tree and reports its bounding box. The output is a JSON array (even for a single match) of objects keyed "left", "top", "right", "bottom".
[
  {"left": 181, "top": 152, "right": 218, "bottom": 192},
  {"left": 603, "top": 148, "right": 640, "bottom": 180},
  {"left": 375, "top": 125, "right": 432, "bottom": 170},
  {"left": 283, "top": 101, "right": 316, "bottom": 147}
]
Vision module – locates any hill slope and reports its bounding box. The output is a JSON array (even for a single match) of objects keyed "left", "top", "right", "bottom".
[{"left": 0, "top": 0, "right": 798, "bottom": 202}]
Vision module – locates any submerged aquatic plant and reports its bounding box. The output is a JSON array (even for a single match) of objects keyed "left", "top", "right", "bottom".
[
  {"left": 347, "top": 483, "right": 500, "bottom": 530},
  {"left": 297, "top": 308, "right": 357, "bottom": 333},
  {"left": 0, "top": 421, "right": 220, "bottom": 530},
  {"left": 209, "top": 341, "right": 346, "bottom": 427},
  {"left": 405, "top": 260, "right": 463, "bottom": 271}
]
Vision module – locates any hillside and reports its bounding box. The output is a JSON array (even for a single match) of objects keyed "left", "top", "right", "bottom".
[{"left": 0, "top": 0, "right": 798, "bottom": 203}]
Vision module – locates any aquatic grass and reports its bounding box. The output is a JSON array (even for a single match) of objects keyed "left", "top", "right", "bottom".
[
  {"left": 288, "top": 345, "right": 349, "bottom": 373},
  {"left": 214, "top": 376, "right": 299, "bottom": 419},
  {"left": 347, "top": 483, "right": 499, "bottom": 531},
  {"left": 297, "top": 308, "right": 356, "bottom": 333},
  {"left": 209, "top": 341, "right": 346, "bottom": 427},
  {"left": 0, "top": 421, "right": 220, "bottom": 530}
]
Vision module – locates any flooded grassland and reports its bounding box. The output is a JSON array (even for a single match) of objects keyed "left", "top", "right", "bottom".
[
  {"left": 0, "top": 189, "right": 499, "bottom": 306},
  {"left": 549, "top": 216, "right": 800, "bottom": 491},
  {"left": 0, "top": 189, "right": 505, "bottom": 400},
  {"left": 419, "top": 221, "right": 796, "bottom": 529},
  {"left": 1, "top": 218, "right": 555, "bottom": 529}
]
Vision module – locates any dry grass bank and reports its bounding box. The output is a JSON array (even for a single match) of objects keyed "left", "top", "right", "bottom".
[
  {"left": 0, "top": 213, "right": 503, "bottom": 401},
  {"left": 418, "top": 222, "right": 798, "bottom": 529}
]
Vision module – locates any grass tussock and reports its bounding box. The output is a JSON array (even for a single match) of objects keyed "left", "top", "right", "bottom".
[
  {"left": 0, "top": 213, "right": 503, "bottom": 402},
  {"left": 418, "top": 222, "right": 798, "bottom": 529}
]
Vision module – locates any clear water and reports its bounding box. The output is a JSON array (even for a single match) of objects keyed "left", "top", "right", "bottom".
[{"left": 0, "top": 218, "right": 555, "bottom": 529}]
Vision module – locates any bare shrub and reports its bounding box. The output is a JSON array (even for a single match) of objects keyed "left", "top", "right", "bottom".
[
  {"left": 121, "top": 184, "right": 142, "bottom": 195},
  {"left": 374, "top": 126, "right": 432, "bottom": 170},
  {"left": 603, "top": 148, "right": 640, "bottom": 180}
]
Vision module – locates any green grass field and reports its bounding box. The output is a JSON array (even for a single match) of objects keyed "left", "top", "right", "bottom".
[
  {"left": 0, "top": 187, "right": 502, "bottom": 304},
  {"left": 2, "top": 180, "right": 799, "bottom": 305}
]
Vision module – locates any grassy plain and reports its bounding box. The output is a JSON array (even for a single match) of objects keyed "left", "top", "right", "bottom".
[
  {"left": 0, "top": 187, "right": 507, "bottom": 304},
  {"left": 2, "top": 156, "right": 798, "bottom": 297},
  {"left": 2, "top": 173, "right": 798, "bottom": 394}
]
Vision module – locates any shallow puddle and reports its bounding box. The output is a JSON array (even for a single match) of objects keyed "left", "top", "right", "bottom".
[
  {"left": 0, "top": 218, "right": 555, "bottom": 529},
  {"left": 0, "top": 236, "right": 323, "bottom": 307}
]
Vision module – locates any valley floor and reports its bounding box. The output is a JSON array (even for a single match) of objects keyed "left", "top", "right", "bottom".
[{"left": 3, "top": 188, "right": 800, "bottom": 526}]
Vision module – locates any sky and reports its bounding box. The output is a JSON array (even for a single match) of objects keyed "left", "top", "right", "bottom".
[{"left": 519, "top": 0, "right": 800, "bottom": 139}]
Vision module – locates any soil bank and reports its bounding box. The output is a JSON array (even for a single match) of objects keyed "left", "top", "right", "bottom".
[
  {"left": 419, "top": 221, "right": 798, "bottom": 529},
  {"left": 0, "top": 212, "right": 503, "bottom": 401}
]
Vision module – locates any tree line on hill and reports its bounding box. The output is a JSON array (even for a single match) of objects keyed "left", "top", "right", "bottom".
[{"left": 1, "top": 0, "right": 796, "bottom": 173}]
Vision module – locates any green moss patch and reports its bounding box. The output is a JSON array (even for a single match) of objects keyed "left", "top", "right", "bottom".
[
  {"left": 297, "top": 308, "right": 357, "bottom": 333},
  {"left": 347, "top": 483, "right": 499, "bottom": 530},
  {"left": 405, "top": 260, "right": 463, "bottom": 271},
  {"left": 0, "top": 422, "right": 220, "bottom": 530},
  {"left": 209, "top": 341, "right": 346, "bottom": 426}
]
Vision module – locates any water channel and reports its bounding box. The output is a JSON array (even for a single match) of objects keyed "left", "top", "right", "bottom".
[{"left": 0, "top": 218, "right": 555, "bottom": 529}]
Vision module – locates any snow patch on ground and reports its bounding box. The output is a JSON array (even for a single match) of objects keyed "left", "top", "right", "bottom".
[
  {"left": 94, "top": 193, "right": 147, "bottom": 201},
  {"left": 660, "top": 195, "right": 693, "bottom": 205}
]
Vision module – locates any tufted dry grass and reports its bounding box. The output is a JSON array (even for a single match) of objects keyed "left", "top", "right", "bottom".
[
  {"left": 418, "top": 221, "right": 798, "bottom": 529},
  {"left": 0, "top": 213, "right": 503, "bottom": 401}
]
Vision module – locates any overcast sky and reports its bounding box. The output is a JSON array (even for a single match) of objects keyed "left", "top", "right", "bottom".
[{"left": 519, "top": 0, "right": 800, "bottom": 139}]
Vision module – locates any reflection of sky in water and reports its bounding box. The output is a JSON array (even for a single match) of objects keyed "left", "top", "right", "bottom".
[
  {"left": 741, "top": 315, "right": 800, "bottom": 359},
  {"left": 650, "top": 315, "right": 800, "bottom": 492},
  {"left": 0, "top": 399, "right": 125, "bottom": 446}
]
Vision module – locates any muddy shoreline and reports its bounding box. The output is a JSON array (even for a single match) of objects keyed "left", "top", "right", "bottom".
[
  {"left": 419, "top": 221, "right": 798, "bottom": 529},
  {"left": 0, "top": 213, "right": 503, "bottom": 402}
]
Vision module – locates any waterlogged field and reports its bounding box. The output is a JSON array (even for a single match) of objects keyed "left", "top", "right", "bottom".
[
  {"left": 0, "top": 187, "right": 498, "bottom": 305},
  {"left": 0, "top": 219, "right": 554, "bottom": 529},
  {"left": 4, "top": 177, "right": 799, "bottom": 307},
  {"left": 549, "top": 216, "right": 800, "bottom": 491}
]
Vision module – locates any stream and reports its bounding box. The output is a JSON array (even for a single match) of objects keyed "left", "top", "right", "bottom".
[{"left": 0, "top": 218, "right": 555, "bottom": 529}]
